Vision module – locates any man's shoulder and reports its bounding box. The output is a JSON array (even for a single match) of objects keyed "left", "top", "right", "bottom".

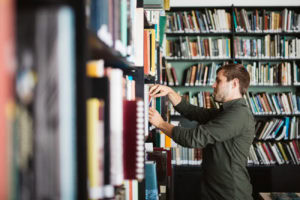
[{"left": 222, "top": 105, "right": 254, "bottom": 123}]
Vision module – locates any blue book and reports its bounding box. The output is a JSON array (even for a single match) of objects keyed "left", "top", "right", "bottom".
[
  {"left": 273, "top": 94, "right": 283, "bottom": 113},
  {"left": 272, "top": 119, "right": 284, "bottom": 138},
  {"left": 57, "top": 7, "right": 77, "bottom": 200},
  {"left": 195, "top": 10, "right": 205, "bottom": 32},
  {"left": 90, "top": 0, "right": 109, "bottom": 34},
  {"left": 284, "top": 117, "right": 290, "bottom": 140},
  {"left": 249, "top": 95, "right": 258, "bottom": 114},
  {"left": 297, "top": 96, "right": 300, "bottom": 111},
  {"left": 176, "top": 13, "right": 182, "bottom": 31},
  {"left": 145, "top": 162, "right": 159, "bottom": 200},
  {"left": 232, "top": 11, "right": 238, "bottom": 29},
  {"left": 255, "top": 95, "right": 264, "bottom": 113}
]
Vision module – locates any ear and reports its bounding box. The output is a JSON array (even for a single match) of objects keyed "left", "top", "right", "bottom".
[{"left": 232, "top": 78, "right": 239, "bottom": 89}]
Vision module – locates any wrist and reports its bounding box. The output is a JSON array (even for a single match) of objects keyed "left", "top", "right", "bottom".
[{"left": 158, "top": 120, "right": 166, "bottom": 130}]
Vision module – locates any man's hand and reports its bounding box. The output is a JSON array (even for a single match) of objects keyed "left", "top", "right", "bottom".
[
  {"left": 149, "top": 84, "right": 182, "bottom": 106},
  {"left": 148, "top": 107, "right": 174, "bottom": 138},
  {"left": 149, "top": 84, "right": 172, "bottom": 98},
  {"left": 149, "top": 107, "right": 165, "bottom": 128}
]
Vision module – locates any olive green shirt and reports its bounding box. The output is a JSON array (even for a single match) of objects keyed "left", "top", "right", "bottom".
[{"left": 172, "top": 98, "right": 255, "bottom": 200}]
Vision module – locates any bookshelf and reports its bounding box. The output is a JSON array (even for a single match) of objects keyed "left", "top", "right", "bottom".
[
  {"left": 85, "top": 1, "right": 147, "bottom": 199},
  {"left": 2, "top": 0, "right": 147, "bottom": 200},
  {"left": 162, "top": 5, "right": 300, "bottom": 198}
]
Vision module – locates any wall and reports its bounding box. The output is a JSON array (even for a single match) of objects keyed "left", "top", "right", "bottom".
[{"left": 170, "top": 0, "right": 300, "bottom": 7}]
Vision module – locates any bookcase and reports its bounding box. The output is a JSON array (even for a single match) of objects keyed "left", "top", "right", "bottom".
[
  {"left": 1, "top": 0, "right": 147, "bottom": 199},
  {"left": 162, "top": 5, "right": 300, "bottom": 199}
]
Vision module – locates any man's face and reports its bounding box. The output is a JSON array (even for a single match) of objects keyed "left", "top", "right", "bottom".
[{"left": 212, "top": 69, "right": 232, "bottom": 103}]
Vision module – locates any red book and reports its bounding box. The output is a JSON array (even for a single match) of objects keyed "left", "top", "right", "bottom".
[
  {"left": 170, "top": 67, "right": 179, "bottom": 86},
  {"left": 152, "top": 147, "right": 172, "bottom": 177},
  {"left": 123, "top": 100, "right": 145, "bottom": 180},
  {"left": 0, "top": 0, "right": 15, "bottom": 198}
]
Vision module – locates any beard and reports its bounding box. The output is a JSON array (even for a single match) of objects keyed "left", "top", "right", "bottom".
[
  {"left": 213, "top": 89, "right": 228, "bottom": 103},
  {"left": 213, "top": 93, "right": 223, "bottom": 103}
]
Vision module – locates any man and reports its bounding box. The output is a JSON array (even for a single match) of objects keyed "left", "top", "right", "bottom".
[{"left": 149, "top": 63, "right": 255, "bottom": 200}]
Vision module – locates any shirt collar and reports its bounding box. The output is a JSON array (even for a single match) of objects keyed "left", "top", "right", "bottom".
[{"left": 221, "top": 98, "right": 246, "bottom": 110}]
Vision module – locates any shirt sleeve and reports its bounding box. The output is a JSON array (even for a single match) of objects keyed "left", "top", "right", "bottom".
[
  {"left": 172, "top": 107, "right": 249, "bottom": 148},
  {"left": 174, "top": 98, "right": 219, "bottom": 124}
]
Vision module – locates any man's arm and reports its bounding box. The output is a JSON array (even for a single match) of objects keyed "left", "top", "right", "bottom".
[
  {"left": 172, "top": 107, "right": 254, "bottom": 148},
  {"left": 150, "top": 84, "right": 218, "bottom": 123},
  {"left": 174, "top": 98, "right": 219, "bottom": 124},
  {"left": 149, "top": 108, "right": 174, "bottom": 138}
]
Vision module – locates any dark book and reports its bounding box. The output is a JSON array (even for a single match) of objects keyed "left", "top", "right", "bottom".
[
  {"left": 123, "top": 100, "right": 145, "bottom": 180},
  {"left": 147, "top": 150, "right": 169, "bottom": 200}
]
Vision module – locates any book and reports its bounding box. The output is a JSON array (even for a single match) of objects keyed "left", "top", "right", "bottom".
[
  {"left": 145, "top": 162, "right": 159, "bottom": 200},
  {"left": 0, "top": 0, "right": 15, "bottom": 197},
  {"left": 107, "top": 68, "right": 124, "bottom": 186},
  {"left": 123, "top": 99, "right": 145, "bottom": 180},
  {"left": 147, "top": 149, "right": 171, "bottom": 199},
  {"left": 87, "top": 99, "right": 105, "bottom": 199},
  {"left": 34, "top": 7, "right": 76, "bottom": 200}
]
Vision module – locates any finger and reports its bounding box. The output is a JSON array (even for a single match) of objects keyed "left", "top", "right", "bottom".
[
  {"left": 150, "top": 86, "right": 162, "bottom": 97},
  {"left": 152, "top": 92, "right": 167, "bottom": 98},
  {"left": 149, "top": 108, "right": 155, "bottom": 113},
  {"left": 149, "top": 84, "right": 159, "bottom": 94},
  {"left": 149, "top": 107, "right": 158, "bottom": 113},
  {"left": 150, "top": 84, "right": 163, "bottom": 95}
]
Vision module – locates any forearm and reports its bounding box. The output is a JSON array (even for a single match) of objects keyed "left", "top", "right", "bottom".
[
  {"left": 168, "top": 89, "right": 182, "bottom": 106},
  {"left": 174, "top": 98, "right": 219, "bottom": 123},
  {"left": 158, "top": 121, "right": 175, "bottom": 138}
]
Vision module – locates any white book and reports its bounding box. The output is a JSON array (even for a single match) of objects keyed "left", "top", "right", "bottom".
[
  {"left": 275, "top": 126, "right": 286, "bottom": 141},
  {"left": 269, "top": 143, "right": 284, "bottom": 164},
  {"left": 109, "top": 69, "right": 124, "bottom": 186},
  {"left": 58, "top": 7, "right": 76, "bottom": 200}
]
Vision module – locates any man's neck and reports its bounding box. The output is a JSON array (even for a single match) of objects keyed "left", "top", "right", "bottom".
[{"left": 223, "top": 93, "right": 242, "bottom": 102}]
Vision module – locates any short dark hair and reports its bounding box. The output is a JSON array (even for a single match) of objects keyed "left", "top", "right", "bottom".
[{"left": 216, "top": 63, "right": 250, "bottom": 95}]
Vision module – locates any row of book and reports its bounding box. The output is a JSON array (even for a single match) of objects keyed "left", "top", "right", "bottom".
[
  {"left": 170, "top": 146, "right": 203, "bottom": 165},
  {"left": 164, "top": 61, "right": 300, "bottom": 87},
  {"left": 145, "top": 147, "right": 172, "bottom": 200},
  {"left": 169, "top": 91, "right": 217, "bottom": 116},
  {"left": 255, "top": 117, "right": 300, "bottom": 140},
  {"left": 245, "top": 62, "right": 296, "bottom": 86},
  {"left": 234, "top": 35, "right": 300, "bottom": 59},
  {"left": 233, "top": 8, "right": 300, "bottom": 33},
  {"left": 166, "top": 37, "right": 231, "bottom": 59},
  {"left": 88, "top": 0, "right": 144, "bottom": 66},
  {"left": 86, "top": 61, "right": 145, "bottom": 199},
  {"left": 248, "top": 141, "right": 300, "bottom": 165},
  {"left": 168, "top": 90, "right": 300, "bottom": 116},
  {"left": 144, "top": 28, "right": 157, "bottom": 76},
  {"left": 10, "top": 7, "right": 77, "bottom": 200},
  {"left": 169, "top": 141, "right": 300, "bottom": 166},
  {"left": 166, "top": 9, "right": 231, "bottom": 33},
  {"left": 163, "top": 62, "right": 226, "bottom": 87},
  {"left": 183, "top": 63, "right": 222, "bottom": 86},
  {"left": 245, "top": 92, "right": 300, "bottom": 115},
  {"left": 144, "top": 9, "right": 167, "bottom": 78}
]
